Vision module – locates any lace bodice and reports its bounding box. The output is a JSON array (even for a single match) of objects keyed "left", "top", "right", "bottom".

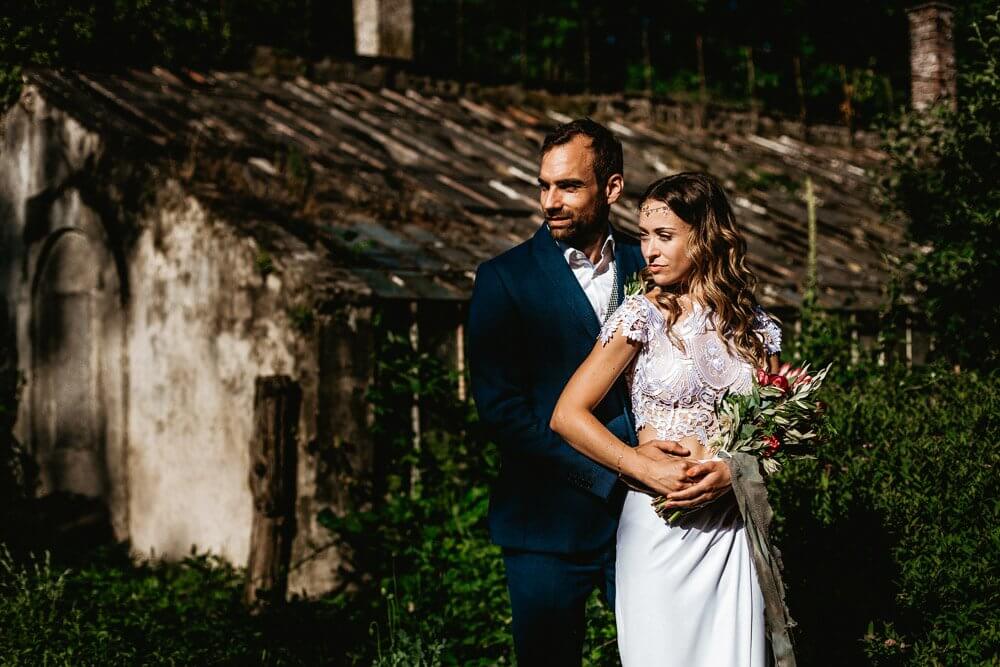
[{"left": 600, "top": 295, "right": 782, "bottom": 447}]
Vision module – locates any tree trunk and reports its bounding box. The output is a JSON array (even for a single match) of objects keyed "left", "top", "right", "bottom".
[
  {"left": 696, "top": 33, "right": 707, "bottom": 103},
  {"left": 456, "top": 0, "right": 464, "bottom": 73},
  {"left": 793, "top": 54, "right": 807, "bottom": 126},
  {"left": 745, "top": 45, "right": 758, "bottom": 132},
  {"left": 642, "top": 20, "right": 653, "bottom": 94},
  {"left": 519, "top": 5, "right": 528, "bottom": 80},
  {"left": 839, "top": 64, "right": 855, "bottom": 142},
  {"left": 244, "top": 375, "right": 301, "bottom": 611}
]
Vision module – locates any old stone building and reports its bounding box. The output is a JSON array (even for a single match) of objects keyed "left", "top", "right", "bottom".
[{"left": 0, "top": 2, "right": 951, "bottom": 595}]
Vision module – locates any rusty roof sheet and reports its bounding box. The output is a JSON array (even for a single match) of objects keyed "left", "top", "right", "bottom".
[{"left": 20, "top": 67, "right": 905, "bottom": 310}]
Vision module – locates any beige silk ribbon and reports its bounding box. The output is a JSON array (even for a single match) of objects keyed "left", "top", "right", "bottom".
[{"left": 725, "top": 451, "right": 797, "bottom": 667}]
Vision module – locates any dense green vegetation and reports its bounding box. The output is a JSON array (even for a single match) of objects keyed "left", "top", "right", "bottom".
[
  {"left": 2, "top": 348, "right": 997, "bottom": 665},
  {"left": 882, "top": 11, "right": 1000, "bottom": 370},
  {"left": 1, "top": 1, "right": 994, "bottom": 125},
  {"left": 0, "top": 546, "right": 348, "bottom": 665}
]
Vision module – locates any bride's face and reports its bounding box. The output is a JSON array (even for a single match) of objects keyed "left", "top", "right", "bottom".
[{"left": 638, "top": 202, "right": 695, "bottom": 288}]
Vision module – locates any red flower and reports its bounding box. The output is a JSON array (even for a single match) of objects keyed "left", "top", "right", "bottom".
[
  {"left": 761, "top": 435, "right": 781, "bottom": 458},
  {"left": 769, "top": 374, "right": 790, "bottom": 392},
  {"left": 756, "top": 368, "right": 771, "bottom": 385}
]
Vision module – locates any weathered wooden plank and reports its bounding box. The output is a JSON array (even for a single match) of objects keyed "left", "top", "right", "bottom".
[{"left": 244, "top": 375, "right": 301, "bottom": 610}]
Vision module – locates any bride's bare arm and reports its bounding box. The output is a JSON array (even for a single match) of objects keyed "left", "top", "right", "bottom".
[{"left": 550, "top": 332, "right": 693, "bottom": 496}]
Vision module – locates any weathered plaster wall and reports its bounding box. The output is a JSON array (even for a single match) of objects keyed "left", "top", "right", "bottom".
[
  {"left": 0, "top": 84, "right": 382, "bottom": 596},
  {"left": 0, "top": 86, "right": 102, "bottom": 329},
  {"left": 125, "top": 182, "right": 309, "bottom": 563},
  {"left": 1, "top": 88, "right": 129, "bottom": 533}
]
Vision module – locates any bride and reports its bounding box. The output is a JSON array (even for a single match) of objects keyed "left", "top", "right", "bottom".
[{"left": 550, "top": 172, "right": 788, "bottom": 665}]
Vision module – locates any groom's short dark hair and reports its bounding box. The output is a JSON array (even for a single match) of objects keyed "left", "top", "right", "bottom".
[{"left": 541, "top": 118, "right": 624, "bottom": 187}]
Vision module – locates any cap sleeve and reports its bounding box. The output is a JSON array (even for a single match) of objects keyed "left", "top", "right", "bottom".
[
  {"left": 753, "top": 306, "right": 782, "bottom": 355},
  {"left": 600, "top": 295, "right": 652, "bottom": 346}
]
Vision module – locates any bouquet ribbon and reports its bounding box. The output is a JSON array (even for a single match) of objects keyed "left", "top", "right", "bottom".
[{"left": 725, "top": 452, "right": 797, "bottom": 667}]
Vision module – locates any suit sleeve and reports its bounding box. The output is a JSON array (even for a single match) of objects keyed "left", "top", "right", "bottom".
[{"left": 468, "top": 261, "right": 619, "bottom": 500}]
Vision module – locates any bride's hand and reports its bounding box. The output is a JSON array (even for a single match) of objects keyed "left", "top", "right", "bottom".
[
  {"left": 635, "top": 439, "right": 690, "bottom": 460},
  {"left": 659, "top": 460, "right": 732, "bottom": 509}
]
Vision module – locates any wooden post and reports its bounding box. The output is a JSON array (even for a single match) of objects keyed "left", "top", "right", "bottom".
[
  {"left": 850, "top": 312, "right": 860, "bottom": 365},
  {"left": 905, "top": 316, "right": 914, "bottom": 368},
  {"left": 804, "top": 176, "right": 818, "bottom": 302},
  {"left": 245, "top": 375, "right": 301, "bottom": 610},
  {"left": 456, "top": 320, "right": 466, "bottom": 402},
  {"left": 409, "top": 302, "right": 421, "bottom": 498}
]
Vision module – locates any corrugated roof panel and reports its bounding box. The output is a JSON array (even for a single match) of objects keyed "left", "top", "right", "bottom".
[{"left": 18, "top": 67, "right": 903, "bottom": 310}]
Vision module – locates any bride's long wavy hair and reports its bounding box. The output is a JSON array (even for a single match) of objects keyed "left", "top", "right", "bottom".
[{"left": 638, "top": 172, "right": 768, "bottom": 366}]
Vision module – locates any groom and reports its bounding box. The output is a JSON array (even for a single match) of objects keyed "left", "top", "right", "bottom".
[{"left": 469, "top": 119, "right": 724, "bottom": 664}]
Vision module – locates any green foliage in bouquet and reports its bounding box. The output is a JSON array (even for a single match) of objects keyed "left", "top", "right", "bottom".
[{"left": 719, "top": 363, "right": 831, "bottom": 472}]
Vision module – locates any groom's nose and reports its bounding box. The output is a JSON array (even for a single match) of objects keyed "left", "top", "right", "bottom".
[{"left": 541, "top": 186, "right": 562, "bottom": 213}]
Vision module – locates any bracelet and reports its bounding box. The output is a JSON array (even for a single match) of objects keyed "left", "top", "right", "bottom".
[{"left": 615, "top": 451, "right": 626, "bottom": 478}]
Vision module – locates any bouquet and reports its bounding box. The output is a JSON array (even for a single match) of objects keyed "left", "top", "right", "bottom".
[{"left": 652, "top": 361, "right": 832, "bottom": 524}]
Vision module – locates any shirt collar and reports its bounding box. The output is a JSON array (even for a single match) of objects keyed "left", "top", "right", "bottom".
[{"left": 556, "top": 227, "right": 616, "bottom": 267}]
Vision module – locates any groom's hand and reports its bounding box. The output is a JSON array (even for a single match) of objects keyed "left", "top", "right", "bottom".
[
  {"left": 660, "top": 460, "right": 732, "bottom": 509},
  {"left": 629, "top": 442, "right": 695, "bottom": 496}
]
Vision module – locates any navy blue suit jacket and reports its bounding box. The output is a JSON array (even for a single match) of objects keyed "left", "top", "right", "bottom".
[{"left": 468, "top": 223, "right": 646, "bottom": 554}]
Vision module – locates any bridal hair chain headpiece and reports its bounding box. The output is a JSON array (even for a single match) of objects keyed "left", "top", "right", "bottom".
[{"left": 638, "top": 203, "right": 672, "bottom": 217}]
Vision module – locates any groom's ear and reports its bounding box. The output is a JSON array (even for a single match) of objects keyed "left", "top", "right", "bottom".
[{"left": 604, "top": 173, "right": 624, "bottom": 205}]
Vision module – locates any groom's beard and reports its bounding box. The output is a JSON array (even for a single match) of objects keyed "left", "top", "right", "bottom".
[{"left": 547, "top": 199, "right": 611, "bottom": 246}]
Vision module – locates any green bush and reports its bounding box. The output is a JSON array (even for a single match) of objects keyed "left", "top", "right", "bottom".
[
  {"left": 1, "top": 360, "right": 995, "bottom": 665},
  {"left": 0, "top": 544, "right": 350, "bottom": 665},
  {"left": 319, "top": 318, "right": 620, "bottom": 665},
  {"left": 322, "top": 307, "right": 999, "bottom": 665},
  {"left": 770, "top": 364, "right": 1000, "bottom": 665},
  {"left": 882, "top": 11, "right": 1000, "bottom": 369}
]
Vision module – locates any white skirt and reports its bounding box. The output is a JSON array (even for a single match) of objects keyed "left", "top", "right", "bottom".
[{"left": 615, "top": 489, "right": 766, "bottom": 666}]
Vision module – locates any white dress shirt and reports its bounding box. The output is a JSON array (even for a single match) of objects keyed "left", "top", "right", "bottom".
[{"left": 556, "top": 230, "right": 617, "bottom": 322}]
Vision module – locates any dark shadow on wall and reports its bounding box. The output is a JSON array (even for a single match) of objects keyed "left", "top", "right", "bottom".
[
  {"left": 17, "top": 176, "right": 132, "bottom": 534},
  {"left": 0, "top": 299, "right": 33, "bottom": 506}
]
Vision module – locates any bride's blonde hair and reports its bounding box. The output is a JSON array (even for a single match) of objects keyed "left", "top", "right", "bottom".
[{"left": 638, "top": 172, "right": 768, "bottom": 366}]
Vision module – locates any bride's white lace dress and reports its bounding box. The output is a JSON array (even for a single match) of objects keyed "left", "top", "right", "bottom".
[{"left": 600, "top": 294, "right": 782, "bottom": 666}]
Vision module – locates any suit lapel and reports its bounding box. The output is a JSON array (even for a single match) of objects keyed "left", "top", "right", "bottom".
[{"left": 531, "top": 224, "right": 602, "bottom": 340}]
